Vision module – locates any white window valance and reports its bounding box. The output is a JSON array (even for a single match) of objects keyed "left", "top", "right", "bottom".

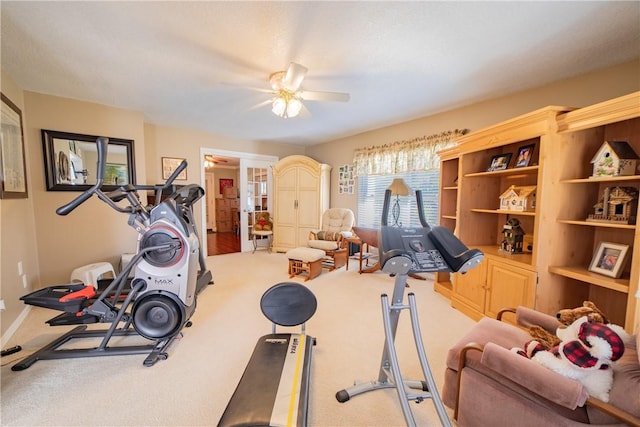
[{"left": 353, "top": 129, "right": 468, "bottom": 176}]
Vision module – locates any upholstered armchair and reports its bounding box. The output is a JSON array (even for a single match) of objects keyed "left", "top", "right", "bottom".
[
  {"left": 442, "top": 307, "right": 640, "bottom": 426},
  {"left": 308, "top": 208, "right": 354, "bottom": 270}
]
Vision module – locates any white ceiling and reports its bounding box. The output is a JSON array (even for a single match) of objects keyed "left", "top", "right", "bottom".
[{"left": 2, "top": 2, "right": 639, "bottom": 146}]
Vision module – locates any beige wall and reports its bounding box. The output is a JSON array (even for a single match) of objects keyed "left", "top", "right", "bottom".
[
  {"left": 23, "top": 92, "right": 147, "bottom": 289},
  {"left": 143, "top": 122, "right": 304, "bottom": 233},
  {"left": 0, "top": 71, "right": 40, "bottom": 338},
  {"left": 307, "top": 59, "right": 640, "bottom": 223}
]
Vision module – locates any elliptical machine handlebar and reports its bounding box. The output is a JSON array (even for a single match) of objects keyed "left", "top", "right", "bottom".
[
  {"left": 381, "top": 189, "right": 391, "bottom": 227},
  {"left": 378, "top": 186, "right": 483, "bottom": 274},
  {"left": 56, "top": 137, "right": 110, "bottom": 216},
  {"left": 56, "top": 137, "right": 190, "bottom": 216}
]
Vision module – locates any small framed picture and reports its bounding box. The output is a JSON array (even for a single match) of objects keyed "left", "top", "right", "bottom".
[
  {"left": 515, "top": 143, "right": 535, "bottom": 168},
  {"left": 487, "top": 153, "right": 512, "bottom": 171},
  {"left": 588, "top": 241, "right": 629, "bottom": 278},
  {"left": 162, "top": 157, "right": 187, "bottom": 180}
]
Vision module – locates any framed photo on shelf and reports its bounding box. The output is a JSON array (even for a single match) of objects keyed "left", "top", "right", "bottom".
[
  {"left": 515, "top": 143, "right": 535, "bottom": 168},
  {"left": 161, "top": 157, "right": 187, "bottom": 180},
  {"left": 588, "top": 241, "right": 629, "bottom": 278},
  {"left": 487, "top": 153, "right": 512, "bottom": 171}
]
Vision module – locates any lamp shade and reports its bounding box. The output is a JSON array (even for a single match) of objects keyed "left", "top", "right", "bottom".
[{"left": 388, "top": 178, "right": 410, "bottom": 196}]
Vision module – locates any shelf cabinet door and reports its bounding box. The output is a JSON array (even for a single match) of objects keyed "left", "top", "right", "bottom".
[
  {"left": 485, "top": 259, "right": 536, "bottom": 321},
  {"left": 452, "top": 259, "right": 488, "bottom": 320}
]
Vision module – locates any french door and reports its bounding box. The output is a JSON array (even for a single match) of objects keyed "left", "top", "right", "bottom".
[
  {"left": 239, "top": 158, "right": 273, "bottom": 252},
  {"left": 200, "top": 148, "right": 277, "bottom": 256}
]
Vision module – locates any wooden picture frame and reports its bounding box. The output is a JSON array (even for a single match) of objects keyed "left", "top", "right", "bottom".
[
  {"left": 487, "top": 153, "right": 512, "bottom": 172},
  {"left": 588, "top": 241, "right": 629, "bottom": 278},
  {"left": 1, "top": 93, "right": 28, "bottom": 199},
  {"left": 162, "top": 157, "right": 187, "bottom": 180},
  {"left": 515, "top": 143, "right": 535, "bottom": 168}
]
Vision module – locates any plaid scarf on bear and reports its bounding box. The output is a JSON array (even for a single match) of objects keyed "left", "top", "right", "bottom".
[{"left": 557, "top": 321, "right": 625, "bottom": 370}]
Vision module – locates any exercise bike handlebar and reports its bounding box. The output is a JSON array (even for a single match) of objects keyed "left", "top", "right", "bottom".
[{"left": 56, "top": 137, "right": 109, "bottom": 216}]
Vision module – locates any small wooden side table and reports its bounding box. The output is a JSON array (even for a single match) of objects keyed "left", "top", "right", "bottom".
[{"left": 346, "top": 236, "right": 375, "bottom": 273}]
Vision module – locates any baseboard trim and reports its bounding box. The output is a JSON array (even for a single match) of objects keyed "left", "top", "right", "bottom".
[{"left": 1, "top": 305, "right": 31, "bottom": 347}]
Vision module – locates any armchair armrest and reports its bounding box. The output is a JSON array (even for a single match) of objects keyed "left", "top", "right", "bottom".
[
  {"left": 515, "top": 306, "right": 562, "bottom": 333},
  {"left": 587, "top": 397, "right": 640, "bottom": 426},
  {"left": 455, "top": 342, "right": 588, "bottom": 419},
  {"left": 497, "top": 306, "right": 561, "bottom": 334}
]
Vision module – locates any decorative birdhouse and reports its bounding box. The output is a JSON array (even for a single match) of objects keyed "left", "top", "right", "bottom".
[
  {"left": 501, "top": 218, "right": 525, "bottom": 254},
  {"left": 499, "top": 185, "right": 536, "bottom": 212},
  {"left": 587, "top": 186, "right": 639, "bottom": 225},
  {"left": 591, "top": 141, "right": 639, "bottom": 177}
]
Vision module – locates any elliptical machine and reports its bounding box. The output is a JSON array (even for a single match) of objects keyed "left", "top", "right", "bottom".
[
  {"left": 336, "top": 188, "right": 483, "bottom": 426},
  {"left": 13, "top": 137, "right": 212, "bottom": 371}
]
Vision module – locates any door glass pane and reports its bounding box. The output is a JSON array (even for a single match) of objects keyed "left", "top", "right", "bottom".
[{"left": 246, "top": 166, "right": 269, "bottom": 237}]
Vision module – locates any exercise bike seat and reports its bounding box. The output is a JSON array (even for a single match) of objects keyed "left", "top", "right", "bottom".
[{"left": 218, "top": 282, "right": 317, "bottom": 427}]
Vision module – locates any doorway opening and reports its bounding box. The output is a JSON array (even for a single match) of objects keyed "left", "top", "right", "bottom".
[{"left": 200, "top": 148, "right": 278, "bottom": 257}]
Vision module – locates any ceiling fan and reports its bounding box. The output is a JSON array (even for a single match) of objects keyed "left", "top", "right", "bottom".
[
  {"left": 204, "top": 155, "right": 229, "bottom": 168},
  {"left": 242, "top": 62, "right": 350, "bottom": 119}
]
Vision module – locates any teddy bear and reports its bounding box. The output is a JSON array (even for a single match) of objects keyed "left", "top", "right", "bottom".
[
  {"left": 253, "top": 212, "right": 272, "bottom": 231},
  {"left": 514, "top": 315, "right": 625, "bottom": 402},
  {"left": 527, "top": 301, "right": 619, "bottom": 351}
]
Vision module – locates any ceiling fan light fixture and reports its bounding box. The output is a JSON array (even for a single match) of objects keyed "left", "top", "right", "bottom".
[
  {"left": 286, "top": 97, "right": 302, "bottom": 117},
  {"left": 272, "top": 91, "right": 302, "bottom": 119},
  {"left": 272, "top": 97, "right": 287, "bottom": 117}
]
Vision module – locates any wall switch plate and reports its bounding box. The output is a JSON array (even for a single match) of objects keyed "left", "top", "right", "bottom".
[{"left": 0, "top": 300, "right": 5, "bottom": 310}]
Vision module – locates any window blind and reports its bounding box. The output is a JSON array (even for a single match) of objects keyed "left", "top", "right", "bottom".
[{"left": 356, "top": 171, "right": 440, "bottom": 228}]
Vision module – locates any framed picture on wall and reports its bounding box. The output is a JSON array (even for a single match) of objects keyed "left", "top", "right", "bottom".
[
  {"left": 162, "top": 157, "right": 187, "bottom": 180},
  {"left": 219, "top": 178, "right": 234, "bottom": 195},
  {"left": 1, "top": 93, "right": 28, "bottom": 199}
]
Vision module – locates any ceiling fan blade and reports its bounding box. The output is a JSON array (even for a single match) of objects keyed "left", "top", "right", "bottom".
[
  {"left": 300, "top": 90, "right": 350, "bottom": 102},
  {"left": 299, "top": 103, "right": 312, "bottom": 119},
  {"left": 247, "top": 99, "right": 274, "bottom": 111},
  {"left": 283, "top": 62, "right": 308, "bottom": 92},
  {"left": 220, "top": 81, "right": 275, "bottom": 94}
]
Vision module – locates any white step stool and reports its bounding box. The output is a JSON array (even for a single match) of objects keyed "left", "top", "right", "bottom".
[{"left": 70, "top": 262, "right": 116, "bottom": 289}]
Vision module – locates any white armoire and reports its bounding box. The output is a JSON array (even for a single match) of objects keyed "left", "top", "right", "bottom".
[{"left": 271, "top": 155, "right": 331, "bottom": 252}]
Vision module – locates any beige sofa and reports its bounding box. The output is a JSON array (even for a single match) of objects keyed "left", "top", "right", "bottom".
[{"left": 442, "top": 307, "right": 640, "bottom": 426}]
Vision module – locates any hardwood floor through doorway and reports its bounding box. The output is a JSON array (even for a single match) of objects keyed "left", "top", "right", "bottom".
[{"left": 207, "top": 231, "right": 241, "bottom": 255}]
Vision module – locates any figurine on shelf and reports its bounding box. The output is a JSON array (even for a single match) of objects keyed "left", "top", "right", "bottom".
[
  {"left": 501, "top": 218, "right": 525, "bottom": 254},
  {"left": 590, "top": 141, "right": 639, "bottom": 178},
  {"left": 587, "top": 186, "right": 638, "bottom": 225},
  {"left": 499, "top": 185, "right": 536, "bottom": 212}
]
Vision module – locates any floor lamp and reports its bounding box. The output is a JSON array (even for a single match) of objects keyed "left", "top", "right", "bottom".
[{"left": 388, "top": 178, "right": 410, "bottom": 227}]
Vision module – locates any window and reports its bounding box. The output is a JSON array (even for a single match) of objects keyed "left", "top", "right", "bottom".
[{"left": 357, "top": 170, "right": 440, "bottom": 228}]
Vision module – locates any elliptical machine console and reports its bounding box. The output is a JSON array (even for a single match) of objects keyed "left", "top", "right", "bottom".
[{"left": 378, "top": 189, "right": 483, "bottom": 275}]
